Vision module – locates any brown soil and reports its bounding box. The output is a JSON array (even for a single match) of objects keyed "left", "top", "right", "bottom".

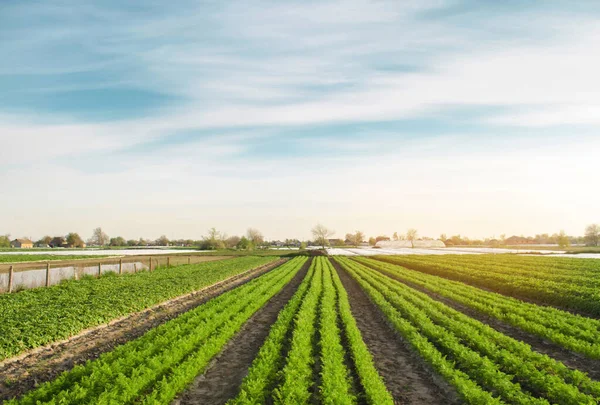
[
  {"left": 332, "top": 260, "right": 458, "bottom": 405},
  {"left": 0, "top": 259, "right": 286, "bottom": 402},
  {"left": 172, "top": 258, "right": 312, "bottom": 405},
  {"left": 365, "top": 265, "right": 600, "bottom": 382}
]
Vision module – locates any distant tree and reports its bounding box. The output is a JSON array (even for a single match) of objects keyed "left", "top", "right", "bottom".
[
  {"left": 138, "top": 237, "right": 149, "bottom": 246},
  {"left": 406, "top": 228, "right": 418, "bottom": 248},
  {"left": 345, "top": 233, "right": 353, "bottom": 244},
  {"left": 392, "top": 232, "right": 398, "bottom": 241},
  {"left": 37, "top": 235, "right": 52, "bottom": 246},
  {"left": 89, "top": 227, "right": 109, "bottom": 246},
  {"left": 156, "top": 235, "right": 170, "bottom": 246},
  {"left": 0, "top": 234, "right": 11, "bottom": 248},
  {"left": 237, "top": 236, "right": 251, "bottom": 250},
  {"left": 311, "top": 224, "right": 334, "bottom": 249},
  {"left": 50, "top": 236, "right": 66, "bottom": 248},
  {"left": 368, "top": 237, "right": 376, "bottom": 246},
  {"left": 351, "top": 231, "right": 365, "bottom": 246},
  {"left": 375, "top": 235, "right": 390, "bottom": 243},
  {"left": 201, "top": 227, "right": 225, "bottom": 250},
  {"left": 499, "top": 234, "right": 506, "bottom": 245},
  {"left": 439, "top": 233, "right": 447, "bottom": 241},
  {"left": 557, "top": 230, "right": 571, "bottom": 248},
  {"left": 110, "top": 236, "right": 127, "bottom": 246},
  {"left": 584, "top": 224, "right": 600, "bottom": 246},
  {"left": 127, "top": 239, "right": 138, "bottom": 247},
  {"left": 299, "top": 241, "right": 307, "bottom": 250},
  {"left": 246, "top": 228, "right": 264, "bottom": 247},
  {"left": 225, "top": 235, "right": 241, "bottom": 249},
  {"left": 66, "top": 233, "right": 85, "bottom": 248}
]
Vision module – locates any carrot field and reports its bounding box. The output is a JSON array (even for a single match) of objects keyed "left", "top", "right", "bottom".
[{"left": 1, "top": 253, "right": 599, "bottom": 404}]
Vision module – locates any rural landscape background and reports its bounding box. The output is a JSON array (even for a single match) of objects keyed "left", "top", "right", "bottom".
[{"left": 2, "top": 1, "right": 600, "bottom": 405}]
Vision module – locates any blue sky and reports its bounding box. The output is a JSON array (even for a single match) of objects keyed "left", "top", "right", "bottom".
[{"left": 1, "top": 0, "right": 600, "bottom": 241}]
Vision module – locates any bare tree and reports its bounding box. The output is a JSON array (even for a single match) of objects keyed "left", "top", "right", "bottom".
[
  {"left": 225, "top": 235, "right": 241, "bottom": 248},
  {"left": 392, "top": 232, "right": 399, "bottom": 241},
  {"left": 352, "top": 230, "right": 365, "bottom": 246},
  {"left": 311, "top": 224, "right": 334, "bottom": 249},
  {"left": 246, "top": 228, "right": 264, "bottom": 246},
  {"left": 406, "top": 228, "right": 418, "bottom": 248},
  {"left": 89, "top": 227, "right": 109, "bottom": 246},
  {"left": 585, "top": 224, "right": 600, "bottom": 246}
]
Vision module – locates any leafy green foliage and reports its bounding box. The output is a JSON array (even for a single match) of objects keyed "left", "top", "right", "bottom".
[
  {"left": 233, "top": 257, "right": 391, "bottom": 405},
  {"left": 0, "top": 256, "right": 276, "bottom": 361},
  {"left": 328, "top": 259, "right": 394, "bottom": 405},
  {"left": 336, "top": 257, "right": 600, "bottom": 405},
  {"left": 355, "top": 257, "right": 600, "bottom": 359},
  {"left": 374, "top": 254, "right": 600, "bottom": 316},
  {"left": 8, "top": 257, "right": 306, "bottom": 405}
]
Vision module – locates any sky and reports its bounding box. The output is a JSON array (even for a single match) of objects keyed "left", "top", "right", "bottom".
[{"left": 1, "top": 0, "right": 600, "bottom": 242}]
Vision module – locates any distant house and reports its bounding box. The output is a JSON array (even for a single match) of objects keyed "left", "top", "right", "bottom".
[{"left": 11, "top": 238, "right": 34, "bottom": 249}]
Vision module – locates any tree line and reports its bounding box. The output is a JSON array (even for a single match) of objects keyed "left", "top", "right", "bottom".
[{"left": 1, "top": 223, "right": 599, "bottom": 249}]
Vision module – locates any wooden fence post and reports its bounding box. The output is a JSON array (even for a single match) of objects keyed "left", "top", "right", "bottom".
[
  {"left": 46, "top": 262, "right": 51, "bottom": 287},
  {"left": 98, "top": 262, "right": 102, "bottom": 277},
  {"left": 134, "top": 263, "right": 137, "bottom": 273},
  {"left": 119, "top": 258, "right": 123, "bottom": 275},
  {"left": 167, "top": 257, "right": 170, "bottom": 268},
  {"left": 149, "top": 257, "right": 152, "bottom": 271},
  {"left": 8, "top": 265, "right": 14, "bottom": 293},
  {"left": 188, "top": 256, "right": 191, "bottom": 265}
]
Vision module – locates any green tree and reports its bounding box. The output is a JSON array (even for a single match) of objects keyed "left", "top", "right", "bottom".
[
  {"left": 557, "top": 230, "right": 571, "bottom": 248},
  {"left": 66, "top": 233, "right": 85, "bottom": 248},
  {"left": 110, "top": 236, "right": 127, "bottom": 246},
  {"left": 368, "top": 237, "right": 376, "bottom": 246},
  {"left": 201, "top": 227, "right": 225, "bottom": 250},
  {"left": 0, "top": 235, "right": 10, "bottom": 248},
  {"left": 299, "top": 241, "right": 307, "bottom": 250},
  {"left": 237, "top": 236, "right": 251, "bottom": 250}
]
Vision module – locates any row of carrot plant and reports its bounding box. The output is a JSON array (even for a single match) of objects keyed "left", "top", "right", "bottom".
[
  {"left": 354, "top": 256, "right": 600, "bottom": 359},
  {"left": 7, "top": 256, "right": 307, "bottom": 404},
  {"left": 0, "top": 255, "right": 276, "bottom": 361},
  {"left": 336, "top": 256, "right": 600, "bottom": 405},
  {"left": 374, "top": 255, "right": 600, "bottom": 316},
  {"left": 232, "top": 256, "right": 393, "bottom": 404}
]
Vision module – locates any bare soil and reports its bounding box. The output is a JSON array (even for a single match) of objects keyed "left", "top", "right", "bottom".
[
  {"left": 0, "top": 259, "right": 286, "bottom": 402},
  {"left": 172, "top": 258, "right": 312, "bottom": 405},
  {"left": 332, "top": 260, "right": 458, "bottom": 405},
  {"left": 368, "top": 266, "right": 600, "bottom": 381}
]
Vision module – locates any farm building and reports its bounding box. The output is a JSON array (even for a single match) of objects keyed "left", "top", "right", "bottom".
[{"left": 10, "top": 238, "right": 34, "bottom": 248}]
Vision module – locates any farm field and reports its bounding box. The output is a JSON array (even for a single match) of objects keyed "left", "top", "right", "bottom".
[
  {"left": 373, "top": 254, "right": 600, "bottom": 317},
  {"left": 0, "top": 254, "right": 111, "bottom": 263},
  {"left": 1, "top": 254, "right": 600, "bottom": 404},
  {"left": 0, "top": 256, "right": 277, "bottom": 361}
]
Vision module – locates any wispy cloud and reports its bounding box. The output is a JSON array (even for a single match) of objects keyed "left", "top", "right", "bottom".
[{"left": 1, "top": 0, "right": 599, "bottom": 239}]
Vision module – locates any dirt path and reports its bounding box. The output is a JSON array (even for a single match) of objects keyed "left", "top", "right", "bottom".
[
  {"left": 368, "top": 266, "right": 600, "bottom": 381},
  {"left": 332, "top": 260, "right": 458, "bottom": 405},
  {"left": 0, "top": 259, "right": 286, "bottom": 402},
  {"left": 173, "top": 258, "right": 312, "bottom": 405}
]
